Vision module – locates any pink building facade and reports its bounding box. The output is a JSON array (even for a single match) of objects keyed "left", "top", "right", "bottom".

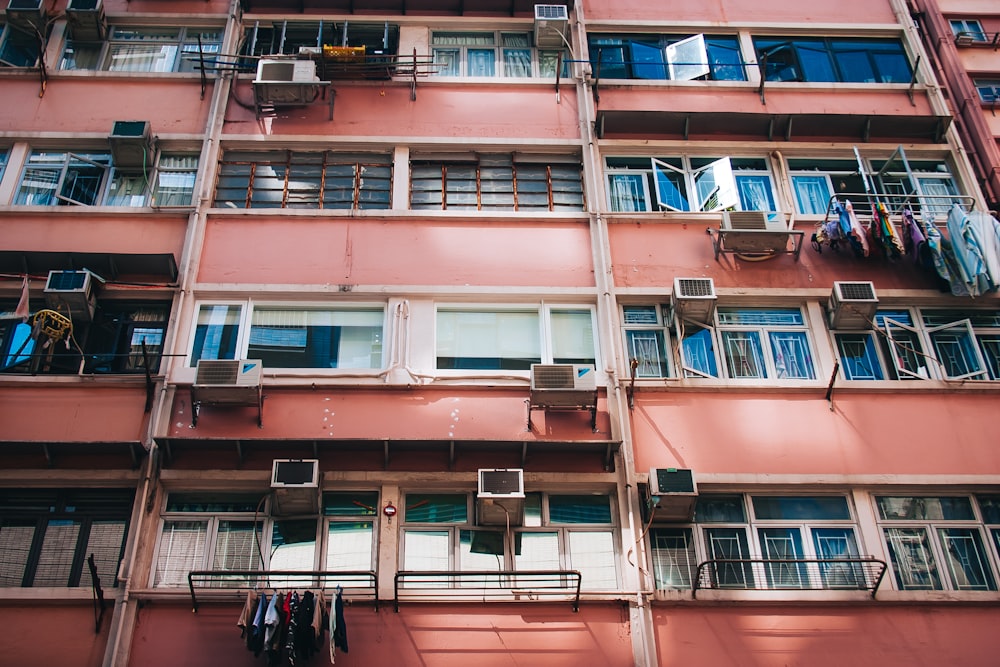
[{"left": 2, "top": 0, "right": 999, "bottom": 665}]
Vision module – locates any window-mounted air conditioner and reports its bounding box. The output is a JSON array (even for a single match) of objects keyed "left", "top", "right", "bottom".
[
  {"left": 44, "top": 270, "right": 96, "bottom": 321},
  {"left": 533, "top": 4, "right": 569, "bottom": 49},
  {"left": 476, "top": 468, "right": 525, "bottom": 526},
  {"left": 529, "top": 363, "right": 597, "bottom": 408},
  {"left": 648, "top": 467, "right": 698, "bottom": 521},
  {"left": 65, "top": 0, "right": 107, "bottom": 41},
  {"left": 5, "top": 0, "right": 47, "bottom": 31},
  {"left": 670, "top": 277, "right": 716, "bottom": 325},
  {"left": 108, "top": 120, "right": 154, "bottom": 170},
  {"left": 271, "top": 459, "right": 321, "bottom": 516},
  {"left": 828, "top": 281, "right": 878, "bottom": 330}
]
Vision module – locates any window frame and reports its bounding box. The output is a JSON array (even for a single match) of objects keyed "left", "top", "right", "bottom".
[
  {"left": 588, "top": 32, "right": 747, "bottom": 82},
  {"left": 876, "top": 495, "right": 999, "bottom": 592},
  {"left": 949, "top": 19, "right": 988, "bottom": 43},
  {"left": 399, "top": 491, "right": 620, "bottom": 591},
  {"left": 430, "top": 30, "right": 566, "bottom": 79},
  {"left": 0, "top": 489, "right": 133, "bottom": 590},
  {"left": 188, "top": 300, "right": 388, "bottom": 372},
  {"left": 604, "top": 155, "right": 777, "bottom": 214},
  {"left": 434, "top": 303, "right": 598, "bottom": 372},
  {"left": 153, "top": 491, "right": 379, "bottom": 589},
  {"left": 60, "top": 25, "right": 223, "bottom": 73},
  {"left": 409, "top": 153, "right": 584, "bottom": 212},
  {"left": 0, "top": 21, "right": 41, "bottom": 68},
  {"left": 214, "top": 150, "right": 393, "bottom": 210},
  {"left": 622, "top": 304, "right": 674, "bottom": 379},
  {"left": 650, "top": 493, "right": 864, "bottom": 592},
  {"left": 974, "top": 79, "right": 1000, "bottom": 103},
  {"left": 754, "top": 36, "right": 912, "bottom": 84}
]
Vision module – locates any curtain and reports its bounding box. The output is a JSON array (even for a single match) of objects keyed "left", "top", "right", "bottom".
[
  {"left": 791, "top": 175, "right": 832, "bottom": 215},
  {"left": 153, "top": 156, "right": 198, "bottom": 206},
  {"left": 736, "top": 175, "right": 776, "bottom": 211},
  {"left": 108, "top": 44, "right": 179, "bottom": 72},
  {"left": 549, "top": 309, "right": 595, "bottom": 364},
  {"left": 608, "top": 174, "right": 646, "bottom": 212},
  {"left": 155, "top": 520, "right": 207, "bottom": 587},
  {"left": 769, "top": 331, "right": 815, "bottom": 379}
]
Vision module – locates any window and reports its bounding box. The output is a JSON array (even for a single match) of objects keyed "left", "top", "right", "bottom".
[
  {"left": 623, "top": 305, "right": 673, "bottom": 378},
  {"left": 605, "top": 156, "right": 775, "bottom": 213},
  {"left": 190, "top": 302, "right": 385, "bottom": 370},
  {"left": 588, "top": 33, "right": 746, "bottom": 81},
  {"left": 61, "top": 26, "right": 222, "bottom": 72},
  {"left": 949, "top": 20, "right": 988, "bottom": 43},
  {"left": 14, "top": 150, "right": 198, "bottom": 207},
  {"left": 974, "top": 79, "right": 1000, "bottom": 103},
  {"left": 154, "top": 491, "right": 377, "bottom": 588},
  {"left": 0, "top": 22, "right": 40, "bottom": 67},
  {"left": 651, "top": 494, "right": 862, "bottom": 591},
  {"left": 0, "top": 489, "right": 132, "bottom": 589},
  {"left": 240, "top": 21, "right": 398, "bottom": 62},
  {"left": 214, "top": 151, "right": 391, "bottom": 210},
  {"left": 877, "top": 495, "right": 997, "bottom": 591},
  {"left": 410, "top": 154, "right": 583, "bottom": 212},
  {"left": 431, "top": 31, "right": 565, "bottom": 78},
  {"left": 0, "top": 299, "right": 170, "bottom": 375},
  {"left": 755, "top": 37, "right": 911, "bottom": 83},
  {"left": 680, "top": 307, "right": 815, "bottom": 380},
  {"left": 401, "top": 492, "right": 619, "bottom": 591},
  {"left": 436, "top": 305, "right": 596, "bottom": 371},
  {"left": 0, "top": 147, "right": 8, "bottom": 183},
  {"left": 834, "top": 308, "right": 1000, "bottom": 381}
]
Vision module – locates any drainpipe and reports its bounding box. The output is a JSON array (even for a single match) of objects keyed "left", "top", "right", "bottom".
[
  {"left": 568, "top": 7, "right": 657, "bottom": 667},
  {"left": 104, "top": 2, "right": 243, "bottom": 665}
]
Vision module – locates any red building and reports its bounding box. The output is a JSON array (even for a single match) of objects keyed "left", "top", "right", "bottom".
[{"left": 2, "top": 0, "right": 999, "bottom": 665}]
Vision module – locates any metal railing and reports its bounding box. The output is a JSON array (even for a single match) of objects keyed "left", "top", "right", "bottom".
[
  {"left": 187, "top": 569, "right": 377, "bottom": 612},
  {"left": 822, "top": 192, "right": 976, "bottom": 223},
  {"left": 692, "top": 557, "right": 887, "bottom": 598},
  {"left": 394, "top": 570, "right": 582, "bottom": 612}
]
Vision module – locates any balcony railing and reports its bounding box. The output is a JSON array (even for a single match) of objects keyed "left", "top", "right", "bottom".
[
  {"left": 394, "top": 570, "right": 582, "bottom": 612},
  {"left": 692, "top": 557, "right": 887, "bottom": 598},
  {"left": 187, "top": 569, "right": 378, "bottom": 612}
]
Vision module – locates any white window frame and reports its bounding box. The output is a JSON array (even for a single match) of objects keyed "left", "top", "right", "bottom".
[
  {"left": 434, "top": 303, "right": 599, "bottom": 373},
  {"left": 949, "top": 19, "right": 988, "bottom": 42},
  {"left": 188, "top": 300, "right": 388, "bottom": 372},
  {"left": 605, "top": 155, "right": 775, "bottom": 214},
  {"left": 622, "top": 304, "right": 674, "bottom": 379}
]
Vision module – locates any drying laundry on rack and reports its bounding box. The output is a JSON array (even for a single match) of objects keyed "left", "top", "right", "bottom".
[{"left": 237, "top": 589, "right": 330, "bottom": 666}]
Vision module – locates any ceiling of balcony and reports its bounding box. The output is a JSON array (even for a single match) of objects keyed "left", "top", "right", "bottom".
[{"left": 240, "top": 0, "right": 542, "bottom": 15}]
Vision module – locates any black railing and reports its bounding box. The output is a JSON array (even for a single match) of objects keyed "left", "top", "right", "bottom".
[
  {"left": 188, "top": 570, "right": 377, "bottom": 612},
  {"left": 692, "top": 557, "right": 887, "bottom": 598},
  {"left": 394, "top": 570, "right": 582, "bottom": 612}
]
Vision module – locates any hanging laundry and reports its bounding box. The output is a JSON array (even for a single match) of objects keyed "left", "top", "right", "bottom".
[
  {"left": 900, "top": 207, "right": 926, "bottom": 262},
  {"left": 947, "top": 204, "right": 992, "bottom": 296}
]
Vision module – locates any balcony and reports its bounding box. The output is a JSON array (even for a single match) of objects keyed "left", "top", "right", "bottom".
[
  {"left": 187, "top": 570, "right": 378, "bottom": 612},
  {"left": 394, "top": 570, "right": 583, "bottom": 612}
]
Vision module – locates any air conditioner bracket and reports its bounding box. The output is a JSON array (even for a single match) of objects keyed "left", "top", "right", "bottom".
[
  {"left": 526, "top": 396, "right": 598, "bottom": 433},
  {"left": 707, "top": 227, "right": 805, "bottom": 261},
  {"left": 191, "top": 386, "right": 264, "bottom": 428}
]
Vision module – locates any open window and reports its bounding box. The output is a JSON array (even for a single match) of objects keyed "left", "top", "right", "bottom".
[
  {"left": 926, "top": 318, "right": 989, "bottom": 380},
  {"left": 692, "top": 157, "right": 739, "bottom": 212},
  {"left": 665, "top": 33, "right": 709, "bottom": 81}
]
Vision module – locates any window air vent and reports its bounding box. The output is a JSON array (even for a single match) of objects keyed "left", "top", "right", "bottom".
[
  {"left": 533, "top": 4, "right": 569, "bottom": 49},
  {"left": 828, "top": 281, "right": 878, "bottom": 330},
  {"left": 43, "top": 270, "right": 97, "bottom": 321},
  {"left": 65, "top": 0, "right": 107, "bottom": 41},
  {"left": 5, "top": 0, "right": 47, "bottom": 30},
  {"left": 271, "top": 459, "right": 320, "bottom": 516},
  {"left": 108, "top": 121, "right": 154, "bottom": 170},
  {"left": 671, "top": 277, "right": 716, "bottom": 324},
  {"left": 477, "top": 468, "right": 525, "bottom": 526},
  {"left": 648, "top": 468, "right": 698, "bottom": 522}
]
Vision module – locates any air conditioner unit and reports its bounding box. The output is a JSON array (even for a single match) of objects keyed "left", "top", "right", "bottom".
[
  {"left": 529, "top": 363, "right": 597, "bottom": 409},
  {"left": 476, "top": 468, "right": 525, "bottom": 526},
  {"left": 271, "top": 459, "right": 321, "bottom": 516},
  {"left": 194, "top": 359, "right": 262, "bottom": 388},
  {"left": 533, "top": 4, "right": 569, "bottom": 49},
  {"left": 671, "top": 277, "right": 716, "bottom": 324},
  {"left": 648, "top": 468, "right": 698, "bottom": 521},
  {"left": 828, "top": 281, "right": 878, "bottom": 330},
  {"left": 722, "top": 210, "right": 788, "bottom": 232},
  {"left": 5, "top": 0, "right": 47, "bottom": 31},
  {"left": 254, "top": 59, "right": 322, "bottom": 106},
  {"left": 44, "top": 270, "right": 96, "bottom": 321},
  {"left": 108, "top": 121, "right": 154, "bottom": 170},
  {"left": 65, "top": 0, "right": 107, "bottom": 41}
]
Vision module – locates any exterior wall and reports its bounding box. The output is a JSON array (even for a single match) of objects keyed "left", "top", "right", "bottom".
[
  {"left": 5, "top": 604, "right": 114, "bottom": 667},
  {"left": 128, "top": 603, "right": 635, "bottom": 667},
  {"left": 583, "top": 0, "right": 899, "bottom": 24}
]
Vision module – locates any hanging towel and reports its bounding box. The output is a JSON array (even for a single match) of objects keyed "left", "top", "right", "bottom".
[{"left": 947, "top": 204, "right": 990, "bottom": 296}]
